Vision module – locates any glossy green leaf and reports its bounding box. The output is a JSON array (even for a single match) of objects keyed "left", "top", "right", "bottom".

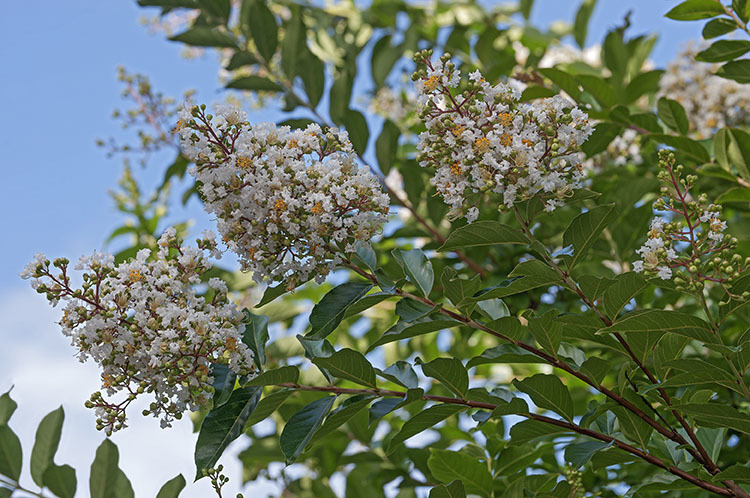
[
  {"left": 562, "top": 204, "right": 616, "bottom": 269},
  {"left": 30, "top": 406, "right": 64, "bottom": 487},
  {"left": 0, "top": 425, "right": 22, "bottom": 481},
  {"left": 312, "top": 348, "right": 377, "bottom": 388},
  {"left": 376, "top": 120, "right": 400, "bottom": 174},
  {"left": 573, "top": 0, "right": 597, "bottom": 49},
  {"left": 211, "top": 364, "right": 236, "bottom": 407},
  {"left": 513, "top": 374, "right": 575, "bottom": 422},
  {"left": 280, "top": 396, "right": 336, "bottom": 463},
  {"left": 342, "top": 109, "right": 369, "bottom": 155},
  {"left": 387, "top": 404, "right": 466, "bottom": 453},
  {"left": 713, "top": 464, "right": 750, "bottom": 483},
  {"left": 528, "top": 311, "right": 563, "bottom": 357},
  {"left": 393, "top": 249, "right": 434, "bottom": 297},
  {"left": 657, "top": 98, "right": 690, "bottom": 135},
  {"left": 307, "top": 282, "right": 373, "bottom": 340},
  {"left": 89, "top": 439, "right": 125, "bottom": 498},
  {"left": 246, "top": 0, "right": 277, "bottom": 61},
  {"left": 195, "top": 386, "right": 263, "bottom": 478},
  {"left": 244, "top": 366, "right": 299, "bottom": 387},
  {"left": 419, "top": 357, "right": 468, "bottom": 397},
  {"left": 226, "top": 76, "right": 281, "bottom": 92},
  {"left": 599, "top": 309, "right": 716, "bottom": 344},
  {"left": 697, "top": 40, "right": 750, "bottom": 62},
  {"left": 311, "top": 395, "right": 374, "bottom": 443},
  {"left": 169, "top": 27, "right": 236, "bottom": 48},
  {"left": 428, "top": 449, "right": 493, "bottom": 497},
  {"left": 378, "top": 361, "right": 419, "bottom": 389},
  {"left": 429, "top": 480, "right": 467, "bottom": 498},
  {"left": 43, "top": 464, "right": 77, "bottom": 498},
  {"left": 467, "top": 344, "right": 540, "bottom": 368},
  {"left": 439, "top": 221, "right": 528, "bottom": 252},
  {"left": 665, "top": 0, "right": 725, "bottom": 20},
  {"left": 242, "top": 310, "right": 269, "bottom": 370},
  {"left": 539, "top": 68, "right": 582, "bottom": 101},
  {"left": 565, "top": 441, "right": 612, "bottom": 468},
  {"left": 600, "top": 272, "right": 647, "bottom": 318},
  {"left": 581, "top": 122, "right": 621, "bottom": 156}
]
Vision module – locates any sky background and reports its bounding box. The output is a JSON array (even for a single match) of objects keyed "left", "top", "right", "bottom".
[{"left": 0, "top": 1, "right": 706, "bottom": 497}]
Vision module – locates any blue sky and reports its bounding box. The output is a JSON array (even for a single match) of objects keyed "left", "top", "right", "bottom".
[{"left": 0, "top": 1, "right": 705, "bottom": 496}]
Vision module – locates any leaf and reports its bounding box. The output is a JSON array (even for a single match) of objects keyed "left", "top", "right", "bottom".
[
  {"left": 312, "top": 349, "right": 377, "bottom": 388},
  {"left": 509, "top": 419, "right": 572, "bottom": 445},
  {"left": 528, "top": 311, "right": 563, "bottom": 357},
  {"left": 225, "top": 51, "right": 257, "bottom": 70},
  {"left": 657, "top": 98, "right": 690, "bottom": 135},
  {"left": 581, "top": 122, "right": 621, "bottom": 156},
  {"left": 565, "top": 441, "right": 612, "bottom": 469},
  {"left": 211, "top": 364, "right": 237, "bottom": 408},
  {"left": 241, "top": 311, "right": 269, "bottom": 370},
  {"left": 30, "top": 406, "right": 64, "bottom": 487},
  {"left": 43, "top": 464, "right": 77, "bottom": 498},
  {"left": 342, "top": 109, "right": 369, "bottom": 155},
  {"left": 428, "top": 449, "right": 493, "bottom": 497},
  {"left": 376, "top": 120, "right": 400, "bottom": 174},
  {"left": 441, "top": 268, "right": 482, "bottom": 310},
  {"left": 476, "top": 299, "right": 510, "bottom": 320},
  {"left": 717, "top": 187, "right": 750, "bottom": 203},
  {"left": 419, "top": 358, "right": 468, "bottom": 398},
  {"left": 471, "top": 260, "right": 560, "bottom": 302},
  {"left": 369, "top": 389, "right": 424, "bottom": 425},
  {"left": 299, "top": 52, "right": 325, "bottom": 108},
  {"left": 624, "top": 70, "right": 664, "bottom": 104},
  {"left": 713, "top": 464, "right": 750, "bottom": 483},
  {"left": 579, "top": 357, "right": 610, "bottom": 385},
  {"left": 649, "top": 134, "right": 710, "bottom": 163},
  {"left": 244, "top": 366, "right": 299, "bottom": 387},
  {"left": 513, "top": 374, "right": 575, "bottom": 422},
  {"left": 246, "top": 0, "right": 277, "bottom": 61},
  {"left": 281, "top": 8, "right": 303, "bottom": 78},
  {"left": 697, "top": 40, "right": 750, "bottom": 62},
  {"left": 195, "top": 386, "right": 263, "bottom": 478},
  {"left": 577, "top": 74, "right": 616, "bottom": 107},
  {"left": 467, "top": 344, "right": 540, "bottom": 368},
  {"left": 368, "top": 316, "right": 460, "bottom": 351},
  {"left": 280, "top": 396, "right": 336, "bottom": 463},
  {"left": 613, "top": 406, "right": 653, "bottom": 448},
  {"left": 311, "top": 395, "right": 374, "bottom": 443},
  {"left": 599, "top": 309, "right": 716, "bottom": 344},
  {"left": 393, "top": 249, "right": 434, "bottom": 297},
  {"left": 696, "top": 427, "right": 726, "bottom": 463},
  {"left": 562, "top": 204, "right": 616, "bottom": 269},
  {"left": 665, "top": 0, "right": 725, "bottom": 20},
  {"left": 0, "top": 390, "right": 17, "bottom": 425},
  {"left": 395, "top": 298, "right": 435, "bottom": 322},
  {"left": 727, "top": 128, "right": 750, "bottom": 180},
  {"left": 89, "top": 439, "right": 123, "bottom": 498},
  {"left": 378, "top": 361, "right": 419, "bottom": 389},
  {"left": 156, "top": 474, "right": 186, "bottom": 498},
  {"left": 703, "top": 17, "right": 738, "bottom": 38},
  {"left": 672, "top": 404, "right": 750, "bottom": 435},
  {"left": 718, "top": 59, "right": 750, "bottom": 83},
  {"left": 0, "top": 425, "right": 22, "bottom": 481},
  {"left": 438, "top": 221, "right": 528, "bottom": 252},
  {"left": 246, "top": 389, "right": 293, "bottom": 428},
  {"left": 307, "top": 282, "right": 373, "bottom": 340},
  {"left": 573, "top": 0, "right": 597, "bottom": 49},
  {"left": 169, "top": 27, "right": 236, "bottom": 48},
  {"left": 226, "top": 76, "right": 281, "bottom": 92},
  {"left": 429, "top": 480, "right": 467, "bottom": 498},
  {"left": 600, "top": 272, "right": 647, "bottom": 318},
  {"left": 387, "top": 404, "right": 466, "bottom": 453}
]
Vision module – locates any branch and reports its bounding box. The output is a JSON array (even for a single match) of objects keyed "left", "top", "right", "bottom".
[{"left": 275, "top": 382, "right": 734, "bottom": 496}]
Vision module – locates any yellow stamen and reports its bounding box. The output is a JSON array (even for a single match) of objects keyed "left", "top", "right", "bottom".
[
  {"left": 498, "top": 112, "right": 513, "bottom": 127},
  {"left": 287, "top": 139, "right": 298, "bottom": 149},
  {"left": 274, "top": 199, "right": 286, "bottom": 211},
  {"left": 450, "top": 162, "right": 462, "bottom": 176},
  {"left": 311, "top": 202, "right": 324, "bottom": 215},
  {"left": 103, "top": 374, "right": 115, "bottom": 388},
  {"left": 424, "top": 75, "right": 439, "bottom": 91},
  {"left": 451, "top": 125, "right": 465, "bottom": 137},
  {"left": 226, "top": 337, "right": 237, "bottom": 351},
  {"left": 499, "top": 133, "right": 512, "bottom": 147},
  {"left": 171, "top": 118, "right": 185, "bottom": 134},
  {"left": 236, "top": 156, "right": 252, "bottom": 169},
  {"left": 475, "top": 137, "right": 491, "bottom": 152},
  {"left": 522, "top": 139, "right": 534, "bottom": 147},
  {"left": 128, "top": 269, "right": 142, "bottom": 282}
]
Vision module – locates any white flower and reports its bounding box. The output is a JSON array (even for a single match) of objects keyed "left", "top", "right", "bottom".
[{"left": 657, "top": 266, "right": 673, "bottom": 280}]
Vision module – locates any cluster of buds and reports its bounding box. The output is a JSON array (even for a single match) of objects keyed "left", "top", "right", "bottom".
[
  {"left": 19, "top": 229, "right": 255, "bottom": 434},
  {"left": 412, "top": 50, "right": 593, "bottom": 221},
  {"left": 177, "top": 105, "right": 390, "bottom": 285},
  {"left": 633, "top": 150, "right": 748, "bottom": 292},
  {"left": 659, "top": 45, "right": 750, "bottom": 139}
]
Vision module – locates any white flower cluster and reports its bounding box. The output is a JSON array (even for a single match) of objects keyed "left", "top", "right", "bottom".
[
  {"left": 659, "top": 45, "right": 750, "bottom": 139},
  {"left": 20, "top": 229, "right": 254, "bottom": 434},
  {"left": 633, "top": 151, "right": 746, "bottom": 287},
  {"left": 582, "top": 128, "right": 644, "bottom": 173},
  {"left": 413, "top": 51, "right": 593, "bottom": 221},
  {"left": 178, "top": 105, "right": 390, "bottom": 284}
]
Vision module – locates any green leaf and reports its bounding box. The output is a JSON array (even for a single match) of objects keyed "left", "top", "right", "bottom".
[
  {"left": 244, "top": 366, "right": 299, "bottom": 387},
  {"left": 577, "top": 74, "right": 616, "bottom": 107},
  {"left": 727, "top": 128, "right": 750, "bottom": 180},
  {"left": 30, "top": 406, "right": 64, "bottom": 487},
  {"left": 441, "top": 268, "right": 481, "bottom": 310},
  {"left": 513, "top": 374, "right": 575, "bottom": 422},
  {"left": 625, "top": 70, "right": 664, "bottom": 104},
  {"left": 280, "top": 396, "right": 336, "bottom": 463},
  {"left": 169, "top": 27, "right": 237, "bottom": 48},
  {"left": 565, "top": 441, "right": 612, "bottom": 468},
  {"left": 393, "top": 249, "right": 434, "bottom": 297},
  {"left": 0, "top": 390, "right": 17, "bottom": 425},
  {"left": 573, "top": 0, "right": 597, "bottom": 49},
  {"left": 395, "top": 298, "right": 435, "bottom": 321},
  {"left": 657, "top": 98, "right": 690, "bottom": 135},
  {"left": 599, "top": 309, "right": 716, "bottom": 344},
  {"left": 241, "top": 311, "right": 269, "bottom": 370},
  {"left": 246, "top": 389, "right": 293, "bottom": 427},
  {"left": 509, "top": 419, "right": 572, "bottom": 445},
  {"left": 467, "top": 344, "right": 540, "bottom": 368},
  {"left": 476, "top": 299, "right": 510, "bottom": 320},
  {"left": 613, "top": 406, "right": 653, "bottom": 448},
  {"left": 428, "top": 449, "right": 493, "bottom": 497},
  {"left": 703, "top": 17, "right": 738, "bottom": 38},
  {"left": 581, "top": 122, "right": 621, "bottom": 156},
  {"left": 312, "top": 349, "right": 377, "bottom": 388},
  {"left": 0, "top": 425, "right": 22, "bottom": 481},
  {"left": 156, "top": 474, "right": 186, "bottom": 498},
  {"left": 717, "top": 187, "right": 750, "bottom": 203},
  {"left": 600, "top": 272, "right": 647, "bottom": 318},
  {"left": 299, "top": 52, "right": 325, "bottom": 108},
  {"left": 539, "top": 68, "right": 582, "bottom": 101},
  {"left": 672, "top": 404, "right": 750, "bottom": 435},
  {"left": 225, "top": 51, "right": 257, "bottom": 70},
  {"left": 696, "top": 427, "right": 726, "bottom": 463},
  {"left": 329, "top": 69, "right": 353, "bottom": 125},
  {"left": 471, "top": 260, "right": 560, "bottom": 302},
  {"left": 376, "top": 120, "right": 400, "bottom": 174},
  {"left": 368, "top": 316, "right": 460, "bottom": 352},
  {"left": 697, "top": 40, "right": 750, "bottom": 62},
  {"left": 438, "top": 221, "right": 528, "bottom": 252},
  {"left": 528, "top": 311, "right": 563, "bottom": 357},
  {"left": 562, "top": 204, "right": 616, "bottom": 269},
  {"left": 371, "top": 35, "right": 402, "bottom": 88},
  {"left": 246, "top": 0, "right": 277, "bottom": 61},
  {"left": 195, "top": 386, "right": 263, "bottom": 478},
  {"left": 307, "top": 282, "right": 373, "bottom": 340},
  {"left": 211, "top": 364, "right": 236, "bottom": 407},
  {"left": 717, "top": 59, "right": 750, "bottom": 83},
  {"left": 281, "top": 9, "right": 303, "bottom": 78},
  {"left": 378, "top": 361, "right": 419, "bottom": 389},
  {"left": 369, "top": 388, "right": 424, "bottom": 425},
  {"left": 429, "top": 480, "right": 467, "bottom": 498},
  {"left": 387, "top": 404, "right": 466, "bottom": 453},
  {"left": 43, "top": 464, "right": 77, "bottom": 498},
  {"left": 311, "top": 395, "right": 374, "bottom": 443},
  {"left": 713, "top": 464, "right": 750, "bottom": 483},
  {"left": 665, "top": 0, "right": 725, "bottom": 20},
  {"left": 342, "top": 109, "right": 369, "bottom": 155},
  {"left": 650, "top": 134, "right": 710, "bottom": 163},
  {"left": 226, "top": 76, "right": 281, "bottom": 92},
  {"left": 579, "top": 357, "right": 610, "bottom": 386},
  {"left": 419, "top": 358, "right": 468, "bottom": 398},
  {"left": 89, "top": 439, "right": 123, "bottom": 498},
  {"left": 520, "top": 0, "right": 534, "bottom": 19}
]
